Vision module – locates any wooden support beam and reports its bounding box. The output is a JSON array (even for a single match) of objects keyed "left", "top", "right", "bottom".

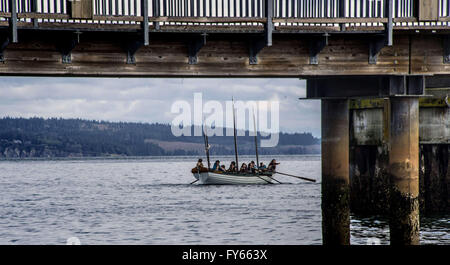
[
  {"left": 124, "top": 39, "right": 144, "bottom": 64},
  {"left": 309, "top": 34, "right": 328, "bottom": 65},
  {"left": 55, "top": 35, "right": 78, "bottom": 64},
  {"left": 0, "top": 33, "right": 413, "bottom": 76},
  {"left": 426, "top": 75, "right": 450, "bottom": 88},
  {"left": 407, "top": 76, "right": 426, "bottom": 95},
  {"left": 443, "top": 35, "right": 450, "bottom": 64},
  {"left": 248, "top": 37, "right": 266, "bottom": 65},
  {"left": 369, "top": 35, "right": 388, "bottom": 65},
  {"left": 70, "top": 0, "right": 93, "bottom": 20},
  {"left": 418, "top": 0, "right": 439, "bottom": 21},
  {"left": 187, "top": 34, "right": 206, "bottom": 65},
  {"left": 0, "top": 35, "right": 9, "bottom": 62},
  {"left": 306, "top": 76, "right": 425, "bottom": 99}
]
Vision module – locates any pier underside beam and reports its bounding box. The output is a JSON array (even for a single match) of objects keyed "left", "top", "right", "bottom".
[
  {"left": 389, "top": 97, "right": 420, "bottom": 245},
  {"left": 321, "top": 99, "right": 350, "bottom": 245}
]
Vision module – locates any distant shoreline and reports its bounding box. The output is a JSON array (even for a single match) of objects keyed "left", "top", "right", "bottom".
[
  {"left": 0, "top": 117, "right": 320, "bottom": 158},
  {"left": 0, "top": 154, "right": 321, "bottom": 162}
]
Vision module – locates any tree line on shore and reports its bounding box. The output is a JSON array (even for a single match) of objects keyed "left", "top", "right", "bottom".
[{"left": 0, "top": 117, "right": 320, "bottom": 158}]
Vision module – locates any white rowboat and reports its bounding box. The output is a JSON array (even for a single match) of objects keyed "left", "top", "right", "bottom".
[{"left": 192, "top": 171, "right": 275, "bottom": 185}]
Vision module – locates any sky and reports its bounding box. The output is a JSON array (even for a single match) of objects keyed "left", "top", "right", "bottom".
[{"left": 0, "top": 77, "right": 321, "bottom": 137}]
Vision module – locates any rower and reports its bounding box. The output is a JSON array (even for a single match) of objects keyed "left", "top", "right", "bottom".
[
  {"left": 212, "top": 160, "right": 220, "bottom": 171},
  {"left": 240, "top": 163, "right": 248, "bottom": 173},
  {"left": 228, "top": 161, "right": 236, "bottom": 172},
  {"left": 219, "top": 165, "right": 226, "bottom": 172},
  {"left": 259, "top": 162, "right": 267, "bottom": 170},
  {"left": 248, "top": 161, "right": 256, "bottom": 174},
  {"left": 268, "top": 159, "right": 280, "bottom": 171}
]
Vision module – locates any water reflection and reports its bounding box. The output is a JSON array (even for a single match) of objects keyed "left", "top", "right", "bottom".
[{"left": 351, "top": 214, "right": 450, "bottom": 245}]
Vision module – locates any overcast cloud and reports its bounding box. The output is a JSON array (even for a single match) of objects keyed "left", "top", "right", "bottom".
[{"left": 0, "top": 77, "right": 321, "bottom": 137}]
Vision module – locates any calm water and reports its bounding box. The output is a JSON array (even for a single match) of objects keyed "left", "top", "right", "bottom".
[{"left": 0, "top": 155, "right": 448, "bottom": 245}]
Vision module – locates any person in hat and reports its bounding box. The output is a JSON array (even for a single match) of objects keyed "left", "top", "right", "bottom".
[{"left": 196, "top": 158, "right": 204, "bottom": 168}]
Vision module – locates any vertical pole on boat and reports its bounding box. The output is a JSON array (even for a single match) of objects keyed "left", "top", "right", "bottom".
[
  {"left": 252, "top": 107, "right": 259, "bottom": 170},
  {"left": 202, "top": 120, "right": 211, "bottom": 170},
  {"left": 232, "top": 98, "right": 239, "bottom": 172}
]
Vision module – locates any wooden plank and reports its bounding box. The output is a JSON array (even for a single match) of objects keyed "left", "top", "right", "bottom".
[
  {"left": 155, "top": 25, "right": 264, "bottom": 33},
  {"left": 273, "top": 18, "right": 388, "bottom": 24},
  {"left": 394, "top": 26, "right": 450, "bottom": 30},
  {"left": 17, "top": 13, "right": 142, "bottom": 22},
  {"left": 410, "top": 35, "right": 450, "bottom": 75},
  {"left": 5, "top": 20, "right": 450, "bottom": 33},
  {"left": 70, "top": 0, "right": 93, "bottom": 19},
  {"left": 94, "top": 15, "right": 143, "bottom": 22},
  {"left": 274, "top": 26, "right": 341, "bottom": 32},
  {"left": 418, "top": 0, "right": 439, "bottom": 21},
  {"left": 18, "top": 13, "right": 70, "bottom": 19},
  {"left": 0, "top": 12, "right": 11, "bottom": 18},
  {"left": 149, "top": 16, "right": 267, "bottom": 23},
  {"left": 393, "top": 17, "right": 418, "bottom": 23},
  {"left": 33, "top": 22, "right": 141, "bottom": 30},
  {"left": 14, "top": 14, "right": 264, "bottom": 23},
  {"left": 8, "top": 12, "right": 450, "bottom": 27},
  {"left": 0, "top": 34, "right": 410, "bottom": 77}
]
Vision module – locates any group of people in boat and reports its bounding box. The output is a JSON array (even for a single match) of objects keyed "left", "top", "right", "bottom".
[{"left": 196, "top": 158, "right": 279, "bottom": 174}]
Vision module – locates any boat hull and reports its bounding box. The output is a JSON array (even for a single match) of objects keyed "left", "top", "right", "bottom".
[{"left": 192, "top": 171, "right": 274, "bottom": 185}]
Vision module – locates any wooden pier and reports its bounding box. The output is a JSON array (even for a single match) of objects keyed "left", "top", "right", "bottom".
[{"left": 1, "top": 0, "right": 449, "bottom": 245}]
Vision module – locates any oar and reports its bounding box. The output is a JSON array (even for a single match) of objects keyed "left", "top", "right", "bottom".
[
  {"left": 274, "top": 171, "right": 316, "bottom": 183},
  {"left": 257, "top": 171, "right": 282, "bottom": 184},
  {"left": 257, "top": 175, "right": 275, "bottom": 184},
  {"left": 190, "top": 170, "right": 201, "bottom": 184},
  {"left": 249, "top": 172, "right": 273, "bottom": 184},
  {"left": 190, "top": 179, "right": 199, "bottom": 185},
  {"left": 266, "top": 175, "right": 282, "bottom": 184}
]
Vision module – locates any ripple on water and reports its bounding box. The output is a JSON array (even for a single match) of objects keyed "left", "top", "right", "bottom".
[{"left": 0, "top": 156, "right": 448, "bottom": 245}]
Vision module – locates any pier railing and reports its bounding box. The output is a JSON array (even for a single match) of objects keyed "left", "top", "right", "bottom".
[{"left": 1, "top": 0, "right": 450, "bottom": 29}]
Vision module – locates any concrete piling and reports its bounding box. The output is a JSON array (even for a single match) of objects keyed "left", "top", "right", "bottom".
[
  {"left": 349, "top": 98, "right": 449, "bottom": 216},
  {"left": 308, "top": 76, "right": 447, "bottom": 245},
  {"left": 321, "top": 99, "right": 350, "bottom": 245},
  {"left": 388, "top": 97, "right": 420, "bottom": 245}
]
